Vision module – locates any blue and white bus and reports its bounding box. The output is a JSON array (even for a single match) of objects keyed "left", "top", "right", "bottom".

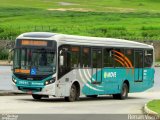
[{"left": 12, "top": 32, "right": 155, "bottom": 102}]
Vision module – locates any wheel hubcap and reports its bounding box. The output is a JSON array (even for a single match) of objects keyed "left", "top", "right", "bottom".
[{"left": 122, "top": 86, "right": 127, "bottom": 97}]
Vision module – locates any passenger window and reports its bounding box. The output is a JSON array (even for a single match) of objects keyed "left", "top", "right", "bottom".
[
  {"left": 113, "top": 49, "right": 125, "bottom": 67},
  {"left": 134, "top": 51, "right": 143, "bottom": 68},
  {"left": 103, "top": 48, "right": 114, "bottom": 67},
  {"left": 144, "top": 50, "right": 153, "bottom": 67},
  {"left": 71, "top": 46, "right": 80, "bottom": 68},
  {"left": 82, "top": 47, "right": 91, "bottom": 68},
  {"left": 92, "top": 49, "right": 102, "bottom": 68},
  {"left": 125, "top": 49, "right": 134, "bottom": 68}
]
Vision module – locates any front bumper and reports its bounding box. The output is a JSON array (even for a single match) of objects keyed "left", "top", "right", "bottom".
[{"left": 12, "top": 82, "right": 55, "bottom": 95}]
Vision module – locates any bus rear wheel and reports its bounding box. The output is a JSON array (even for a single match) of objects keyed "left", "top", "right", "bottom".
[
  {"left": 113, "top": 83, "right": 128, "bottom": 100},
  {"left": 32, "top": 94, "right": 42, "bottom": 100},
  {"left": 65, "top": 84, "right": 78, "bottom": 102}
]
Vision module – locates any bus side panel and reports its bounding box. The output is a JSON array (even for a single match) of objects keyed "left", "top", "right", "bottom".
[
  {"left": 81, "top": 68, "right": 132, "bottom": 95},
  {"left": 81, "top": 68, "right": 154, "bottom": 95},
  {"left": 76, "top": 68, "right": 107, "bottom": 96},
  {"left": 56, "top": 69, "right": 84, "bottom": 97},
  {"left": 56, "top": 67, "right": 154, "bottom": 97},
  {"left": 130, "top": 68, "right": 154, "bottom": 93}
]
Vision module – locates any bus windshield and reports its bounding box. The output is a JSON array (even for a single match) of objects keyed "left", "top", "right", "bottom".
[{"left": 13, "top": 48, "right": 56, "bottom": 75}]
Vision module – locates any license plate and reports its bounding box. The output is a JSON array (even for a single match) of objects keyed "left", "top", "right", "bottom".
[
  {"left": 27, "top": 91, "right": 33, "bottom": 94},
  {"left": 18, "top": 81, "right": 43, "bottom": 86},
  {"left": 19, "top": 81, "right": 30, "bottom": 85}
]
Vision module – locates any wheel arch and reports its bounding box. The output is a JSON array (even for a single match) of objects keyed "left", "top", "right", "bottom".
[
  {"left": 72, "top": 81, "right": 80, "bottom": 95},
  {"left": 65, "top": 80, "right": 81, "bottom": 101}
]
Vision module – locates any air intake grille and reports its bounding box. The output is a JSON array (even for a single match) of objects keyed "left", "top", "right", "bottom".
[{"left": 14, "top": 74, "right": 48, "bottom": 80}]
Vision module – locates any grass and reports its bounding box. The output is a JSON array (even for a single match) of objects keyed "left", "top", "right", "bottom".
[
  {"left": 147, "top": 100, "right": 160, "bottom": 114},
  {"left": 1, "top": 0, "right": 160, "bottom": 12},
  {"left": 0, "top": 0, "right": 160, "bottom": 40}
]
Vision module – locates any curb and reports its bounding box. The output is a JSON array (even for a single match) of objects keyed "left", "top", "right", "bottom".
[
  {"left": 144, "top": 104, "right": 158, "bottom": 115},
  {"left": 0, "top": 90, "right": 26, "bottom": 96},
  {"left": 144, "top": 104, "right": 160, "bottom": 119},
  {"left": 155, "top": 65, "right": 160, "bottom": 67},
  {"left": 0, "top": 64, "right": 12, "bottom": 66},
  {"left": 0, "top": 91, "right": 15, "bottom": 96}
]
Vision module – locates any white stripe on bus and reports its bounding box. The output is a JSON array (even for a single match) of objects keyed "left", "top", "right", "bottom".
[{"left": 78, "top": 69, "right": 104, "bottom": 92}]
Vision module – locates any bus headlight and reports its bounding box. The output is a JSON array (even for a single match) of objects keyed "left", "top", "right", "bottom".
[
  {"left": 45, "top": 77, "right": 56, "bottom": 85},
  {"left": 45, "top": 81, "right": 49, "bottom": 85},
  {"left": 12, "top": 77, "right": 17, "bottom": 83}
]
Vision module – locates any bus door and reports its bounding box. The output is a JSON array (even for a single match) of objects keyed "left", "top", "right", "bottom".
[
  {"left": 91, "top": 48, "right": 102, "bottom": 84},
  {"left": 134, "top": 50, "right": 143, "bottom": 82}
]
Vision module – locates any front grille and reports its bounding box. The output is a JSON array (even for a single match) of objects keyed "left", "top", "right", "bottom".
[
  {"left": 18, "top": 87, "right": 42, "bottom": 92},
  {"left": 14, "top": 74, "right": 48, "bottom": 80}
]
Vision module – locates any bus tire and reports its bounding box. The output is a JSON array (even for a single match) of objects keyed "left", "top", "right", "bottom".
[
  {"left": 65, "top": 84, "right": 77, "bottom": 102},
  {"left": 32, "top": 94, "right": 42, "bottom": 100},
  {"left": 86, "top": 95, "right": 98, "bottom": 98},
  {"left": 113, "top": 83, "right": 128, "bottom": 100}
]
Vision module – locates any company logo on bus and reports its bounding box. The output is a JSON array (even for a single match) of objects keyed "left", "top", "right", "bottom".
[{"left": 104, "top": 72, "right": 116, "bottom": 78}]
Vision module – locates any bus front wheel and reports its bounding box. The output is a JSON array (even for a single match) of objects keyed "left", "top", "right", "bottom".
[
  {"left": 113, "top": 83, "right": 128, "bottom": 100},
  {"left": 32, "top": 94, "right": 42, "bottom": 100},
  {"left": 65, "top": 84, "right": 78, "bottom": 102}
]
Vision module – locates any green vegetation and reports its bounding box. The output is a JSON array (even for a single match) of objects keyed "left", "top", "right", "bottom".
[
  {"left": 147, "top": 100, "right": 160, "bottom": 114},
  {"left": 0, "top": 0, "right": 160, "bottom": 40},
  {"left": 0, "top": 49, "right": 9, "bottom": 60}
]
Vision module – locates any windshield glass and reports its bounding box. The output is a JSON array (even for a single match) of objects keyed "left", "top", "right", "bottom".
[{"left": 13, "top": 48, "right": 56, "bottom": 75}]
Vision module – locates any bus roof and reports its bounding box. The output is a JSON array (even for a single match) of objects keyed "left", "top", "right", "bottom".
[{"left": 17, "top": 32, "right": 153, "bottom": 49}]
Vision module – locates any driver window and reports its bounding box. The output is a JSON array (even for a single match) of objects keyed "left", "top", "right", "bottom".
[
  {"left": 39, "top": 53, "right": 47, "bottom": 66},
  {"left": 58, "top": 45, "right": 71, "bottom": 78}
]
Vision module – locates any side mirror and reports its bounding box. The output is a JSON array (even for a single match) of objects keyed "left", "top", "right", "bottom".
[{"left": 60, "top": 55, "right": 64, "bottom": 66}]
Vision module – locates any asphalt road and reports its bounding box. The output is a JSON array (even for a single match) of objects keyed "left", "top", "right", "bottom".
[
  {"left": 0, "top": 66, "right": 160, "bottom": 114},
  {"left": 0, "top": 66, "right": 12, "bottom": 90},
  {"left": 0, "top": 92, "right": 160, "bottom": 114}
]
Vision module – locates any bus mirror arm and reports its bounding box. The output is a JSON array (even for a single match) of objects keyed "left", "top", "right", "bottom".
[
  {"left": 9, "top": 48, "right": 14, "bottom": 53},
  {"left": 8, "top": 48, "right": 14, "bottom": 64},
  {"left": 60, "top": 56, "right": 64, "bottom": 66}
]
